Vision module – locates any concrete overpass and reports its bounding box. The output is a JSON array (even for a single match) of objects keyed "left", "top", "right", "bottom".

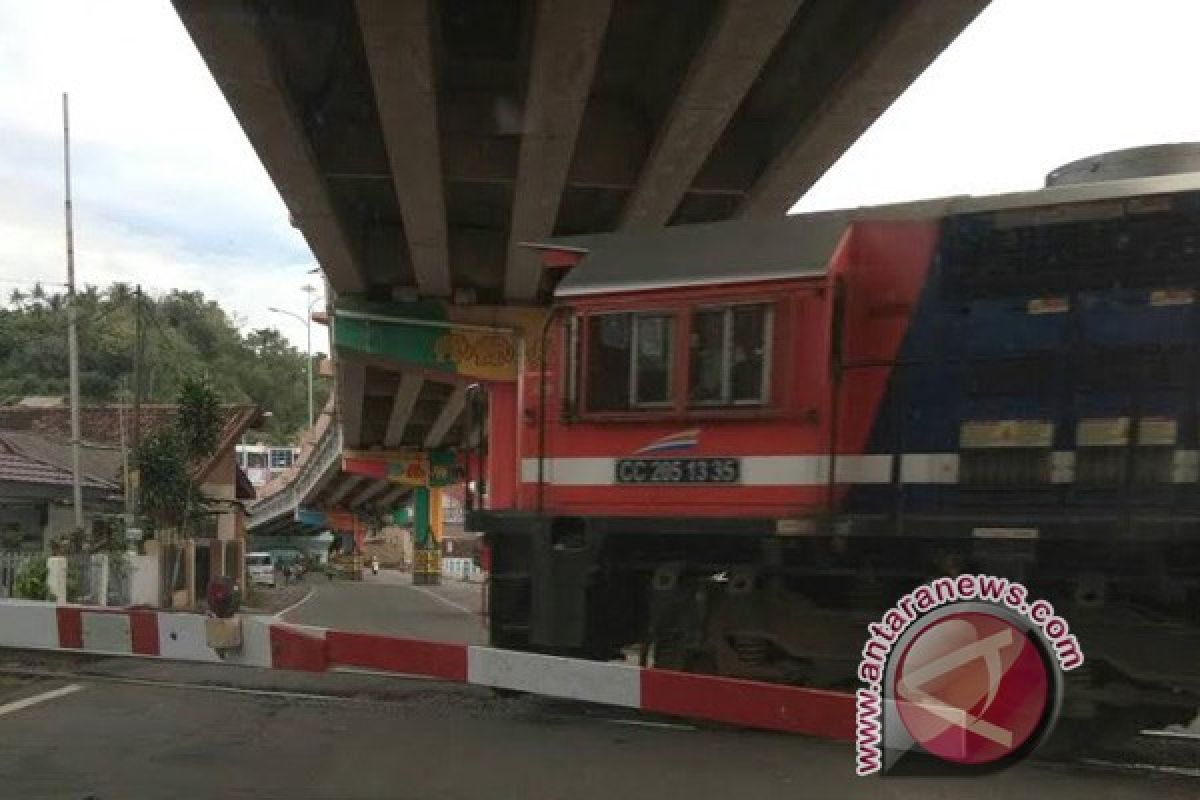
[{"left": 173, "top": 0, "right": 989, "bottom": 531}]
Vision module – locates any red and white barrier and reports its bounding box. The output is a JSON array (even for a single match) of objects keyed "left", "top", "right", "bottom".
[
  {"left": 0, "top": 599, "right": 853, "bottom": 740},
  {"left": 0, "top": 600, "right": 314, "bottom": 671}
]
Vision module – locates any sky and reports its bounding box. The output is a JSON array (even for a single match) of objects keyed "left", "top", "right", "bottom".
[{"left": 2, "top": 0, "right": 1200, "bottom": 352}]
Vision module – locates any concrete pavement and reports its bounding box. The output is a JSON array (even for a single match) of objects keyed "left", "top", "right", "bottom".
[
  {"left": 0, "top": 658, "right": 1195, "bottom": 799},
  {"left": 280, "top": 569, "right": 486, "bottom": 644}
]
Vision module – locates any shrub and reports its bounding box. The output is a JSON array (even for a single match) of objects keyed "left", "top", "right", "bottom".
[{"left": 14, "top": 559, "right": 50, "bottom": 601}]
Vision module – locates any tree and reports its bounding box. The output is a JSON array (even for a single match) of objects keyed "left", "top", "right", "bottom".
[
  {"left": 136, "top": 374, "right": 223, "bottom": 535},
  {"left": 0, "top": 283, "right": 329, "bottom": 441},
  {"left": 177, "top": 373, "right": 222, "bottom": 461},
  {"left": 135, "top": 374, "right": 224, "bottom": 601}
]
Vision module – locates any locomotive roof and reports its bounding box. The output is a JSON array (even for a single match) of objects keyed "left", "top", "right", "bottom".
[{"left": 543, "top": 169, "right": 1200, "bottom": 298}]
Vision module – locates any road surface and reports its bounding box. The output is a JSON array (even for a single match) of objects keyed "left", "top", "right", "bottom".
[
  {"left": 281, "top": 569, "right": 487, "bottom": 644},
  {"left": 0, "top": 656, "right": 1195, "bottom": 799}
]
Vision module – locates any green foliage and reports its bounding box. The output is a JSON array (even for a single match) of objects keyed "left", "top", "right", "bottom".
[
  {"left": 14, "top": 559, "right": 49, "bottom": 601},
  {"left": 136, "top": 426, "right": 196, "bottom": 532},
  {"left": 0, "top": 283, "right": 329, "bottom": 442},
  {"left": 177, "top": 373, "right": 222, "bottom": 460},
  {"left": 136, "top": 374, "right": 226, "bottom": 539}
]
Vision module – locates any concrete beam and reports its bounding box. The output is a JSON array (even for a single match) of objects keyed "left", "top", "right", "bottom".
[
  {"left": 374, "top": 485, "right": 409, "bottom": 511},
  {"left": 383, "top": 374, "right": 424, "bottom": 447},
  {"left": 338, "top": 362, "right": 367, "bottom": 448},
  {"left": 356, "top": 0, "right": 452, "bottom": 297},
  {"left": 621, "top": 0, "right": 803, "bottom": 229},
  {"left": 357, "top": 107, "right": 744, "bottom": 195},
  {"left": 503, "top": 0, "right": 614, "bottom": 300},
  {"left": 326, "top": 475, "right": 366, "bottom": 507},
  {"left": 299, "top": 461, "right": 341, "bottom": 509},
  {"left": 349, "top": 480, "right": 389, "bottom": 508},
  {"left": 172, "top": 0, "right": 364, "bottom": 294},
  {"left": 741, "top": 0, "right": 990, "bottom": 216},
  {"left": 423, "top": 385, "right": 468, "bottom": 449}
]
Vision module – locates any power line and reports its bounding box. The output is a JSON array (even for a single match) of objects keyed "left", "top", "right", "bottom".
[{"left": 0, "top": 277, "right": 69, "bottom": 287}]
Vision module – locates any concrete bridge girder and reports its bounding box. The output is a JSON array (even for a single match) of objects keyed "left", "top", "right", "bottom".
[{"left": 175, "top": 0, "right": 989, "bottom": 509}]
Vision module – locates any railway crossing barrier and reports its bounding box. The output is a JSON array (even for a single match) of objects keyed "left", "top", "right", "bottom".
[{"left": 0, "top": 598, "right": 854, "bottom": 741}]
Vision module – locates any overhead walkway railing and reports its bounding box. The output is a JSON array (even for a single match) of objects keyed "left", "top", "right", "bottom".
[{"left": 247, "top": 421, "right": 343, "bottom": 533}]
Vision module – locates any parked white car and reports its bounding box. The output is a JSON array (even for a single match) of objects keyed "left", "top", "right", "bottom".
[{"left": 245, "top": 552, "right": 276, "bottom": 587}]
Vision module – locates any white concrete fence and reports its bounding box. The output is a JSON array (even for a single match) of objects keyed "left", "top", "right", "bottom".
[
  {"left": 441, "top": 557, "right": 485, "bottom": 583},
  {"left": 33, "top": 553, "right": 160, "bottom": 607}
]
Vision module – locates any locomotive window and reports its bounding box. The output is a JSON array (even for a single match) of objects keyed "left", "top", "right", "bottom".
[
  {"left": 633, "top": 314, "right": 674, "bottom": 406},
  {"left": 586, "top": 314, "right": 632, "bottom": 410},
  {"left": 690, "top": 310, "right": 726, "bottom": 404},
  {"left": 585, "top": 312, "right": 675, "bottom": 410},
  {"left": 562, "top": 313, "right": 579, "bottom": 410},
  {"left": 689, "top": 304, "right": 771, "bottom": 406}
]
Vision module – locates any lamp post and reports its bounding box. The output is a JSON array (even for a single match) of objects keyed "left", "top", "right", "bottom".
[{"left": 269, "top": 284, "right": 322, "bottom": 429}]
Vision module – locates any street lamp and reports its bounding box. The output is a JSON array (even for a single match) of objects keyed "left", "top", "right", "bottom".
[{"left": 268, "top": 283, "right": 322, "bottom": 429}]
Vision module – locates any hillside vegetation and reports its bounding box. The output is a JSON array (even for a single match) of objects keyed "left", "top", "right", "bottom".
[{"left": 0, "top": 283, "right": 329, "bottom": 442}]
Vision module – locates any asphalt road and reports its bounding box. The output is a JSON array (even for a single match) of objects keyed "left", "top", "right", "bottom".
[
  {"left": 281, "top": 569, "right": 487, "bottom": 644},
  {"left": 0, "top": 661, "right": 1195, "bottom": 800}
]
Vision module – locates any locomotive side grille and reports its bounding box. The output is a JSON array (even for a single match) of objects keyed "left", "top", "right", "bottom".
[
  {"left": 959, "top": 449, "right": 1052, "bottom": 487},
  {"left": 1076, "top": 351, "right": 1188, "bottom": 390},
  {"left": 942, "top": 196, "right": 1200, "bottom": 298},
  {"left": 967, "top": 359, "right": 1054, "bottom": 395},
  {"left": 1074, "top": 447, "right": 1177, "bottom": 487}
]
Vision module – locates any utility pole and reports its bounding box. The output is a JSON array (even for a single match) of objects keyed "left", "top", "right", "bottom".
[
  {"left": 302, "top": 283, "right": 317, "bottom": 428},
  {"left": 269, "top": 283, "right": 321, "bottom": 429},
  {"left": 131, "top": 284, "right": 143, "bottom": 516},
  {"left": 118, "top": 378, "right": 130, "bottom": 516},
  {"left": 62, "top": 92, "right": 84, "bottom": 533}
]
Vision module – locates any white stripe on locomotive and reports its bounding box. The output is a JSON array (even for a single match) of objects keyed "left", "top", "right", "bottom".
[{"left": 520, "top": 452, "right": 1200, "bottom": 486}]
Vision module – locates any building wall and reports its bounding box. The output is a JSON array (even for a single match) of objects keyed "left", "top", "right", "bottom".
[
  {"left": 44, "top": 504, "right": 108, "bottom": 551},
  {"left": 0, "top": 503, "right": 43, "bottom": 551},
  {"left": 45, "top": 505, "right": 75, "bottom": 546},
  {"left": 362, "top": 525, "right": 411, "bottom": 567},
  {"left": 201, "top": 441, "right": 240, "bottom": 542}
]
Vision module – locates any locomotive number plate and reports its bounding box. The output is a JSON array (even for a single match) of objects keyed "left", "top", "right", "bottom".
[{"left": 615, "top": 458, "right": 739, "bottom": 484}]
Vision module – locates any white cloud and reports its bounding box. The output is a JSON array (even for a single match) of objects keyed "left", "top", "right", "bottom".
[
  {"left": 795, "top": 0, "right": 1200, "bottom": 212},
  {"left": 2, "top": 0, "right": 1198, "bottom": 358},
  {"left": 0, "top": 0, "right": 320, "bottom": 352}
]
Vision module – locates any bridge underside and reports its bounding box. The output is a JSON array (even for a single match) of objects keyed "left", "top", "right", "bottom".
[{"left": 176, "top": 0, "right": 988, "bottom": 526}]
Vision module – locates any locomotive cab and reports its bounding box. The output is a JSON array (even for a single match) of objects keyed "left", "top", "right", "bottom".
[{"left": 477, "top": 210, "right": 944, "bottom": 670}]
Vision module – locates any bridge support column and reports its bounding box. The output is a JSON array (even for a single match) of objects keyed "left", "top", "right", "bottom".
[{"left": 412, "top": 486, "right": 442, "bottom": 585}]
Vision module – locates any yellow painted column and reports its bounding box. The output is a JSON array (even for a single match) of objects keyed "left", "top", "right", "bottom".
[
  {"left": 429, "top": 486, "right": 444, "bottom": 545},
  {"left": 412, "top": 485, "right": 443, "bottom": 585}
]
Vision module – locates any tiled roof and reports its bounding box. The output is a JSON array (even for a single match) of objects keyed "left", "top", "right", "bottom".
[
  {"left": 0, "top": 430, "right": 123, "bottom": 484},
  {"left": 0, "top": 404, "right": 254, "bottom": 446},
  {"left": 0, "top": 451, "right": 115, "bottom": 490},
  {"left": 0, "top": 403, "right": 262, "bottom": 482}
]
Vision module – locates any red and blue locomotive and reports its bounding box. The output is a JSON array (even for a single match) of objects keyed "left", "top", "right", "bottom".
[{"left": 468, "top": 145, "right": 1200, "bottom": 737}]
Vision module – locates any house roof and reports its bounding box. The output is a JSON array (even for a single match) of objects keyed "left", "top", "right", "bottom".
[
  {"left": 0, "top": 451, "right": 115, "bottom": 491},
  {"left": 0, "top": 403, "right": 263, "bottom": 483},
  {"left": 0, "top": 430, "right": 123, "bottom": 485}
]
